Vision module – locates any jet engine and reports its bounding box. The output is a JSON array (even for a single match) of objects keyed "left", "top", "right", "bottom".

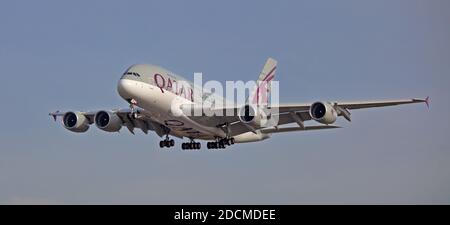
[
  {"left": 63, "top": 111, "right": 89, "bottom": 133},
  {"left": 238, "top": 105, "right": 270, "bottom": 128},
  {"left": 94, "top": 111, "right": 122, "bottom": 132},
  {"left": 309, "top": 102, "right": 337, "bottom": 124}
]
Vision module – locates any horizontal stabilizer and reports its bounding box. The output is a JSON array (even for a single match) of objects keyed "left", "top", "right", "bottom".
[{"left": 260, "top": 125, "right": 341, "bottom": 134}]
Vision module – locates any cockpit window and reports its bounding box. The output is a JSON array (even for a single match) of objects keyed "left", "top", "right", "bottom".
[{"left": 123, "top": 72, "right": 141, "bottom": 77}]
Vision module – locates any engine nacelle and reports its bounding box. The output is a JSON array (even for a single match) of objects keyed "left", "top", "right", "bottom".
[
  {"left": 63, "top": 111, "right": 89, "bottom": 133},
  {"left": 309, "top": 102, "right": 337, "bottom": 124},
  {"left": 94, "top": 111, "right": 122, "bottom": 132},
  {"left": 238, "top": 105, "right": 270, "bottom": 128}
]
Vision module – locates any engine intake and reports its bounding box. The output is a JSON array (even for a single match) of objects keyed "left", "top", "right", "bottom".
[
  {"left": 94, "top": 111, "right": 122, "bottom": 132},
  {"left": 63, "top": 111, "right": 89, "bottom": 133},
  {"left": 239, "top": 105, "right": 256, "bottom": 123},
  {"left": 309, "top": 102, "right": 337, "bottom": 124},
  {"left": 238, "top": 105, "right": 271, "bottom": 128}
]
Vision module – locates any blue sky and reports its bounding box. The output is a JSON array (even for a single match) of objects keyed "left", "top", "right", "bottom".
[{"left": 0, "top": 0, "right": 449, "bottom": 204}]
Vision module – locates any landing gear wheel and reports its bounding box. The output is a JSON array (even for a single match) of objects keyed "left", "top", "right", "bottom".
[
  {"left": 209, "top": 137, "right": 235, "bottom": 149},
  {"left": 159, "top": 134, "right": 175, "bottom": 149},
  {"left": 181, "top": 140, "right": 201, "bottom": 150}
]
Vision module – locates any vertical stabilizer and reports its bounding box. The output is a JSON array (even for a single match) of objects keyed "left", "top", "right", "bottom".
[{"left": 249, "top": 58, "right": 277, "bottom": 106}]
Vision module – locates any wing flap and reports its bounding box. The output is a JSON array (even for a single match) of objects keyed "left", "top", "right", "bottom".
[{"left": 260, "top": 125, "right": 341, "bottom": 134}]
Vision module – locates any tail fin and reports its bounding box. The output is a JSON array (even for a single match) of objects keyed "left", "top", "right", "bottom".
[{"left": 249, "top": 58, "right": 277, "bottom": 106}]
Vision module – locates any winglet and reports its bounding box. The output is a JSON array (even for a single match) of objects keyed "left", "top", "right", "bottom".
[{"left": 425, "top": 96, "right": 430, "bottom": 109}]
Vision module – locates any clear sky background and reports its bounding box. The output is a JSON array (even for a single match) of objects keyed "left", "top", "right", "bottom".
[{"left": 0, "top": 0, "right": 449, "bottom": 204}]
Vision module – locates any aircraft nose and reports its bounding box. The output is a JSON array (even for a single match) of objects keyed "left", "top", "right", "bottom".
[{"left": 117, "top": 78, "right": 134, "bottom": 101}]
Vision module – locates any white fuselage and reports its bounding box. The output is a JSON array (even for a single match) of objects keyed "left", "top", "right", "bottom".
[
  {"left": 117, "top": 78, "right": 227, "bottom": 139},
  {"left": 116, "top": 64, "right": 269, "bottom": 142}
]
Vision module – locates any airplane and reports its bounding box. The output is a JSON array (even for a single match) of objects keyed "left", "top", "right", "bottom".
[{"left": 49, "top": 58, "right": 429, "bottom": 150}]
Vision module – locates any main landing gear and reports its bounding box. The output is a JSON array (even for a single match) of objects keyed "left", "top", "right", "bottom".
[
  {"left": 159, "top": 135, "right": 175, "bottom": 148},
  {"left": 207, "top": 137, "right": 235, "bottom": 149},
  {"left": 159, "top": 135, "right": 234, "bottom": 150},
  {"left": 181, "top": 140, "right": 201, "bottom": 150}
]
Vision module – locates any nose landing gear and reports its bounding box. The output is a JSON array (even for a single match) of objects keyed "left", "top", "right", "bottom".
[{"left": 128, "top": 98, "right": 139, "bottom": 119}]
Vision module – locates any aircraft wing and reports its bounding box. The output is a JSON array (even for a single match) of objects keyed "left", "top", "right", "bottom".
[
  {"left": 274, "top": 97, "right": 429, "bottom": 124},
  {"left": 331, "top": 98, "right": 430, "bottom": 109},
  {"left": 49, "top": 108, "right": 179, "bottom": 138},
  {"left": 277, "top": 98, "right": 429, "bottom": 111},
  {"left": 188, "top": 97, "right": 429, "bottom": 136}
]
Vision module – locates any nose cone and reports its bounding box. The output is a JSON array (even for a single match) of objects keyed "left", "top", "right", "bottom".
[
  {"left": 117, "top": 78, "right": 134, "bottom": 101},
  {"left": 118, "top": 64, "right": 153, "bottom": 102}
]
